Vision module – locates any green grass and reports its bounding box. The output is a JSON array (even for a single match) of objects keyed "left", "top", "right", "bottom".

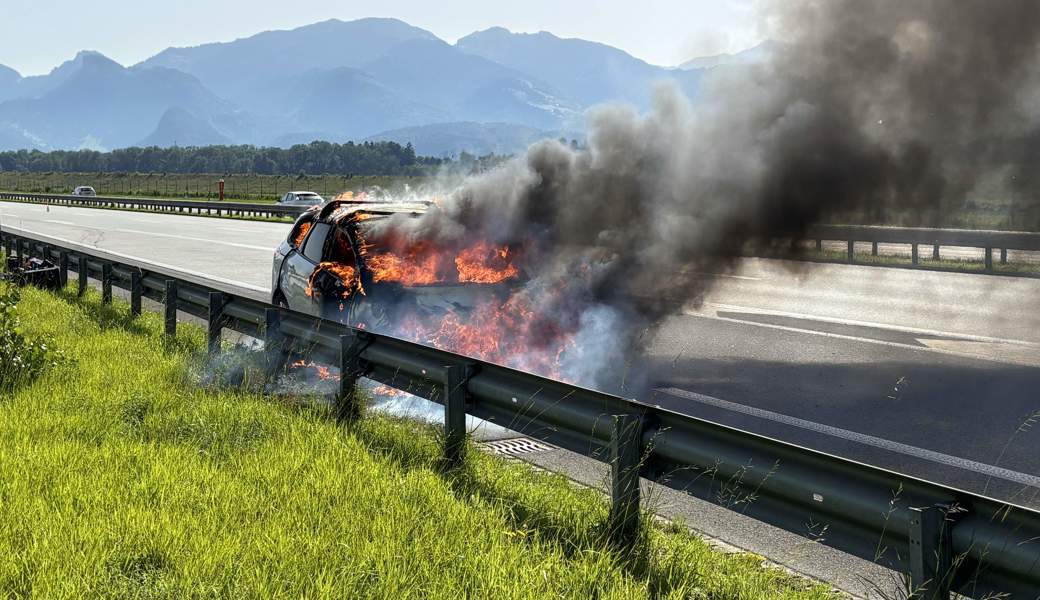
[
  {"left": 0, "top": 172, "right": 424, "bottom": 203},
  {"left": 0, "top": 285, "right": 833, "bottom": 599}
]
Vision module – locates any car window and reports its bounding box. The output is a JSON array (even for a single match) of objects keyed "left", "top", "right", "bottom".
[
  {"left": 326, "top": 224, "right": 358, "bottom": 266},
  {"left": 288, "top": 214, "right": 314, "bottom": 249},
  {"left": 302, "top": 222, "right": 331, "bottom": 263}
]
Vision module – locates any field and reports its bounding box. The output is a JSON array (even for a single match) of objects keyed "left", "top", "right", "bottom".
[
  {"left": 0, "top": 172, "right": 424, "bottom": 203},
  {"left": 0, "top": 282, "right": 831, "bottom": 599}
]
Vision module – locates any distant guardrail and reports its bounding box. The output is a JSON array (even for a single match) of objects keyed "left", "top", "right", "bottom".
[
  {"left": 807, "top": 224, "right": 1040, "bottom": 271},
  {"left": 0, "top": 191, "right": 307, "bottom": 220},
  {"left": 3, "top": 225, "right": 1040, "bottom": 599}
]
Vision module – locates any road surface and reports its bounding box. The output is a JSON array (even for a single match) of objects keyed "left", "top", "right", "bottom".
[{"left": 4, "top": 200, "right": 1040, "bottom": 507}]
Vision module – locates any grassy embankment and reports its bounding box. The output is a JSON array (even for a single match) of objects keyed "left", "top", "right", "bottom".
[
  {"left": 0, "top": 283, "right": 833, "bottom": 599},
  {"left": 0, "top": 172, "right": 421, "bottom": 203}
]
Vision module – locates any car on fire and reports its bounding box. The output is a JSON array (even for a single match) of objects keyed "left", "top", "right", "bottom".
[{"left": 272, "top": 199, "right": 523, "bottom": 331}]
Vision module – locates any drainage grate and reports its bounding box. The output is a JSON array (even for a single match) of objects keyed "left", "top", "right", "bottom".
[{"left": 481, "top": 437, "right": 554, "bottom": 457}]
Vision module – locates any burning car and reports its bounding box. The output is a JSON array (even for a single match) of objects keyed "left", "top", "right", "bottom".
[{"left": 272, "top": 199, "right": 524, "bottom": 332}]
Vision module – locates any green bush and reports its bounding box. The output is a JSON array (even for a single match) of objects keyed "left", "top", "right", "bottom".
[{"left": 0, "top": 283, "right": 59, "bottom": 392}]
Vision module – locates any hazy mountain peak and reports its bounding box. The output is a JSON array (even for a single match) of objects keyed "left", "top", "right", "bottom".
[
  {"left": 0, "top": 64, "right": 20, "bottom": 84},
  {"left": 678, "top": 40, "right": 775, "bottom": 70}
]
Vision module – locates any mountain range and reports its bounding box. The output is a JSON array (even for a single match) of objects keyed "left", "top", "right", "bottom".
[{"left": 0, "top": 18, "right": 769, "bottom": 156}]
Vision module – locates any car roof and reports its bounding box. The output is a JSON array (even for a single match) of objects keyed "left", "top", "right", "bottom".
[{"left": 290, "top": 191, "right": 320, "bottom": 195}]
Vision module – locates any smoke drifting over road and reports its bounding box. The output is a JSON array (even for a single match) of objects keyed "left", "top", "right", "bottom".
[{"left": 369, "top": 0, "right": 1040, "bottom": 393}]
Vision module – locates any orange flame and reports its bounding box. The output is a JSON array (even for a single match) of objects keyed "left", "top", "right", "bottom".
[
  {"left": 292, "top": 221, "right": 312, "bottom": 248},
  {"left": 290, "top": 359, "right": 334, "bottom": 380},
  {"left": 371, "top": 384, "right": 409, "bottom": 397},
  {"left": 456, "top": 242, "right": 519, "bottom": 283},
  {"left": 306, "top": 262, "right": 360, "bottom": 298}
]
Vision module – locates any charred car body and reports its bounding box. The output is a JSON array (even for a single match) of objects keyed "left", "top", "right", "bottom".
[{"left": 272, "top": 200, "right": 523, "bottom": 332}]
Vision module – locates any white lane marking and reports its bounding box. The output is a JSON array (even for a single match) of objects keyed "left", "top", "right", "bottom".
[
  {"left": 655, "top": 387, "right": 1040, "bottom": 489},
  {"left": 700, "top": 301, "right": 1040, "bottom": 348},
  {"left": 685, "top": 271, "right": 765, "bottom": 281},
  {"left": 114, "top": 228, "right": 272, "bottom": 251},
  {"left": 14, "top": 218, "right": 273, "bottom": 252},
  {"left": 684, "top": 310, "right": 1040, "bottom": 368}
]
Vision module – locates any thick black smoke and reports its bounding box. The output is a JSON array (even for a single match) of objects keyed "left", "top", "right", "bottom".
[{"left": 368, "top": 0, "right": 1040, "bottom": 393}]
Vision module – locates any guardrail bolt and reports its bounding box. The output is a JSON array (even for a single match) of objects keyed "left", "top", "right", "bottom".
[
  {"left": 207, "top": 292, "right": 228, "bottom": 354},
  {"left": 101, "top": 264, "right": 113, "bottom": 304},
  {"left": 336, "top": 331, "right": 372, "bottom": 422},
  {"left": 608, "top": 412, "right": 644, "bottom": 548},
  {"left": 130, "top": 270, "right": 143, "bottom": 317},
  {"left": 164, "top": 280, "right": 178, "bottom": 336},
  {"left": 443, "top": 364, "right": 473, "bottom": 468},
  {"left": 908, "top": 503, "right": 958, "bottom": 600},
  {"left": 77, "top": 255, "right": 87, "bottom": 296}
]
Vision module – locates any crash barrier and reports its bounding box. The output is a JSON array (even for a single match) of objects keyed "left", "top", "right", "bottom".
[
  {"left": 807, "top": 224, "right": 1040, "bottom": 272},
  {"left": 3, "top": 227, "right": 1040, "bottom": 600},
  {"left": 0, "top": 191, "right": 307, "bottom": 220}
]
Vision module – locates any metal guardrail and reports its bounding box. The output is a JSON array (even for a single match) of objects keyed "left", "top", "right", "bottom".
[
  {"left": 807, "top": 224, "right": 1040, "bottom": 271},
  {"left": 0, "top": 191, "right": 307, "bottom": 219},
  {"left": 3, "top": 226, "right": 1040, "bottom": 599}
]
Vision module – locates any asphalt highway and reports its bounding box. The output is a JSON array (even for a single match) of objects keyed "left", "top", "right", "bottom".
[{"left": 4, "top": 200, "right": 1040, "bottom": 508}]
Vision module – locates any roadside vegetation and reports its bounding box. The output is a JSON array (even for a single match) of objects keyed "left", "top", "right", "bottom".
[
  {"left": 0, "top": 171, "right": 423, "bottom": 203},
  {"left": 0, "top": 282, "right": 833, "bottom": 599}
]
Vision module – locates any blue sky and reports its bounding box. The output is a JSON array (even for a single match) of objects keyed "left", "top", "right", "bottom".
[{"left": 1, "top": 0, "right": 764, "bottom": 76}]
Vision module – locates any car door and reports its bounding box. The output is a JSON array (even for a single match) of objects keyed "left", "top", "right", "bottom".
[{"left": 282, "top": 222, "right": 332, "bottom": 316}]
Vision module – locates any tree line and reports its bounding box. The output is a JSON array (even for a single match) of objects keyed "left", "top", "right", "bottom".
[{"left": 0, "top": 141, "right": 445, "bottom": 176}]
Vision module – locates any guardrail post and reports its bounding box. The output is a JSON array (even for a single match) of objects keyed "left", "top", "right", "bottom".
[
  {"left": 77, "top": 255, "right": 87, "bottom": 296},
  {"left": 443, "top": 364, "right": 471, "bottom": 468},
  {"left": 932, "top": 244, "right": 940, "bottom": 260},
  {"left": 609, "top": 413, "right": 644, "bottom": 548},
  {"left": 3, "top": 236, "right": 12, "bottom": 259},
  {"left": 871, "top": 241, "right": 879, "bottom": 256},
  {"left": 101, "top": 263, "right": 113, "bottom": 304},
  {"left": 262, "top": 307, "right": 291, "bottom": 379},
  {"left": 17, "top": 239, "right": 26, "bottom": 261},
  {"left": 908, "top": 504, "right": 956, "bottom": 600},
  {"left": 815, "top": 239, "right": 822, "bottom": 252},
  {"left": 1000, "top": 248, "right": 1008, "bottom": 265},
  {"left": 984, "top": 247, "right": 993, "bottom": 271},
  {"left": 912, "top": 243, "right": 919, "bottom": 266},
  {"left": 337, "top": 331, "right": 372, "bottom": 422},
  {"left": 846, "top": 240, "right": 855, "bottom": 264},
  {"left": 164, "top": 280, "right": 178, "bottom": 336},
  {"left": 58, "top": 251, "right": 69, "bottom": 288},
  {"left": 207, "top": 292, "right": 228, "bottom": 354},
  {"left": 130, "top": 270, "right": 142, "bottom": 316}
]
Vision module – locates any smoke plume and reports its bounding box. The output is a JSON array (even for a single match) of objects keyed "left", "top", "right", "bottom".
[{"left": 364, "top": 0, "right": 1040, "bottom": 393}]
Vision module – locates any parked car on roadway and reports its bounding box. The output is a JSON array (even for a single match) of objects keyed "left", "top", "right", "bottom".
[
  {"left": 71, "top": 186, "right": 96, "bottom": 197},
  {"left": 278, "top": 191, "right": 324, "bottom": 206},
  {"left": 271, "top": 199, "right": 521, "bottom": 329}
]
